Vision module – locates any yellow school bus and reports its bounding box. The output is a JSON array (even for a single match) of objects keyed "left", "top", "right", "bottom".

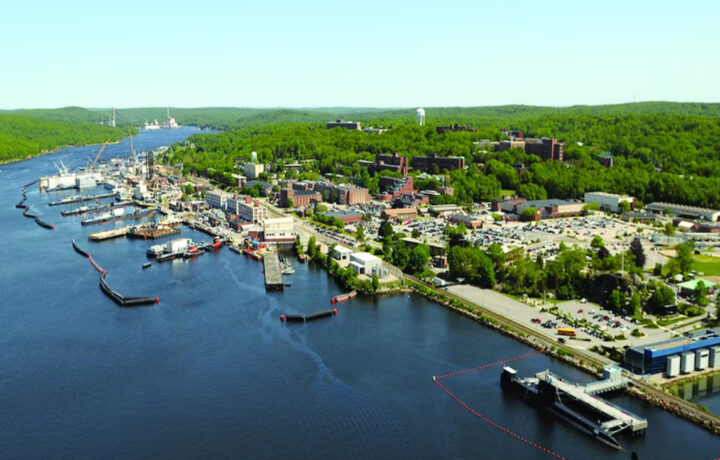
[{"left": 557, "top": 328, "right": 576, "bottom": 336}]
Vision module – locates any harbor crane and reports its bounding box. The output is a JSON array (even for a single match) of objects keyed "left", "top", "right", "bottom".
[{"left": 91, "top": 139, "right": 111, "bottom": 170}]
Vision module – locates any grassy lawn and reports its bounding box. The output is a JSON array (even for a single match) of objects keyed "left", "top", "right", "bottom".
[
  {"left": 693, "top": 254, "right": 720, "bottom": 276},
  {"left": 500, "top": 189, "right": 516, "bottom": 197}
]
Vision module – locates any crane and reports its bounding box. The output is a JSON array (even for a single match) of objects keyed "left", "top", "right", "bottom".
[{"left": 91, "top": 139, "right": 111, "bottom": 170}]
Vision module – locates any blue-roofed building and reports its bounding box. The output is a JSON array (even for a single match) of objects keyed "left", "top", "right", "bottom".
[{"left": 624, "top": 328, "right": 720, "bottom": 375}]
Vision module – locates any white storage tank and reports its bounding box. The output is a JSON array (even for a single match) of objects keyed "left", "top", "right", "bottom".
[
  {"left": 681, "top": 351, "right": 695, "bottom": 374},
  {"left": 696, "top": 349, "right": 710, "bottom": 370},
  {"left": 711, "top": 346, "right": 720, "bottom": 368},
  {"left": 666, "top": 355, "right": 681, "bottom": 377}
]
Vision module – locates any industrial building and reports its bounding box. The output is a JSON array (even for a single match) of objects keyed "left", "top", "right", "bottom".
[
  {"left": 314, "top": 183, "right": 371, "bottom": 205},
  {"left": 624, "top": 328, "right": 720, "bottom": 376},
  {"left": 349, "top": 252, "right": 383, "bottom": 276},
  {"left": 331, "top": 246, "right": 354, "bottom": 261},
  {"left": 263, "top": 217, "right": 295, "bottom": 244},
  {"left": 450, "top": 213, "right": 484, "bottom": 229},
  {"left": 645, "top": 202, "right": 720, "bottom": 222},
  {"left": 584, "top": 192, "right": 635, "bottom": 213}
]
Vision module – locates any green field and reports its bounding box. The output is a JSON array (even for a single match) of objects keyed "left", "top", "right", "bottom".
[{"left": 693, "top": 254, "right": 720, "bottom": 276}]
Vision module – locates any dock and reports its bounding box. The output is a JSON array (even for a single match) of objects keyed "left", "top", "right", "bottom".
[
  {"left": 263, "top": 250, "right": 284, "bottom": 290},
  {"left": 128, "top": 225, "right": 181, "bottom": 239},
  {"left": 88, "top": 226, "right": 132, "bottom": 241},
  {"left": 502, "top": 366, "right": 646, "bottom": 450}
]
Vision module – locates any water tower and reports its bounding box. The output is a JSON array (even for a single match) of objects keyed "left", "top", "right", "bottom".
[{"left": 416, "top": 108, "right": 425, "bottom": 126}]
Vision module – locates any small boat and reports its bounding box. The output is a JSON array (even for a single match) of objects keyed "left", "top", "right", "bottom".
[{"left": 142, "top": 262, "right": 152, "bottom": 269}]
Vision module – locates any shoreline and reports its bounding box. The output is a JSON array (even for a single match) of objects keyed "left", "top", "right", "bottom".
[
  {"left": 0, "top": 139, "right": 123, "bottom": 166},
  {"left": 403, "top": 276, "right": 720, "bottom": 436}
]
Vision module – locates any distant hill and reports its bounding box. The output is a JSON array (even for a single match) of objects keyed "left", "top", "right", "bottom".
[
  {"left": 3, "top": 102, "right": 719, "bottom": 132},
  {"left": 0, "top": 113, "right": 124, "bottom": 163}
]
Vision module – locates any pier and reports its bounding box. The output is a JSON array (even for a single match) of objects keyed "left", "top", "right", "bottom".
[
  {"left": 502, "top": 366, "right": 646, "bottom": 449},
  {"left": 263, "top": 250, "right": 284, "bottom": 290}
]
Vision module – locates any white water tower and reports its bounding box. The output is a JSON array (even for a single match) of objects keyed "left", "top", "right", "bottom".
[{"left": 416, "top": 108, "right": 425, "bottom": 126}]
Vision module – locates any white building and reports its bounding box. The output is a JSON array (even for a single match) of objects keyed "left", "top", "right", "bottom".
[
  {"left": 331, "top": 246, "right": 354, "bottom": 261},
  {"left": 349, "top": 252, "right": 382, "bottom": 276},
  {"left": 584, "top": 192, "right": 635, "bottom": 213},
  {"left": 263, "top": 217, "right": 295, "bottom": 244},
  {"left": 243, "top": 163, "right": 265, "bottom": 180},
  {"left": 206, "top": 191, "right": 227, "bottom": 210},
  {"left": 230, "top": 199, "right": 267, "bottom": 223}
]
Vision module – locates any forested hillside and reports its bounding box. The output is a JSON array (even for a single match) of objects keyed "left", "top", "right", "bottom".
[
  {"left": 167, "top": 108, "right": 720, "bottom": 208},
  {"left": 0, "top": 114, "right": 124, "bottom": 163}
]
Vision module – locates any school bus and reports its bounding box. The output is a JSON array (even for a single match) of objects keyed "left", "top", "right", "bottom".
[{"left": 557, "top": 328, "right": 576, "bottom": 336}]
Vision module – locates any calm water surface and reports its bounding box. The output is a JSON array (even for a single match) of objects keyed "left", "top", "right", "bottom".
[{"left": 1, "top": 128, "right": 718, "bottom": 459}]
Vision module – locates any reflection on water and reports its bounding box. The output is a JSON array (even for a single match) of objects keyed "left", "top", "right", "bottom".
[{"left": 679, "top": 373, "right": 720, "bottom": 401}]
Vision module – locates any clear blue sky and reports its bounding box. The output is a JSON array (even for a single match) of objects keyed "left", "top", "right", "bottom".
[{"left": 3, "top": 0, "right": 718, "bottom": 109}]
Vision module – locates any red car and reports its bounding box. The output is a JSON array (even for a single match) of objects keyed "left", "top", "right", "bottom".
[{"left": 531, "top": 318, "right": 542, "bottom": 324}]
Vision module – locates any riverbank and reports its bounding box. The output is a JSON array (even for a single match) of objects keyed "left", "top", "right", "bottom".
[
  {"left": 404, "top": 276, "right": 720, "bottom": 436},
  {"left": 0, "top": 139, "right": 122, "bottom": 166}
]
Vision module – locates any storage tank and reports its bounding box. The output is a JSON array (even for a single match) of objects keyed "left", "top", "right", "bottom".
[
  {"left": 711, "top": 346, "right": 720, "bottom": 368},
  {"left": 666, "top": 355, "right": 681, "bottom": 377},
  {"left": 681, "top": 351, "right": 695, "bottom": 374},
  {"left": 696, "top": 349, "right": 710, "bottom": 370}
]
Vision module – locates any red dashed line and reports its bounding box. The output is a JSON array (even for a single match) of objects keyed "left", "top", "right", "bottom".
[{"left": 433, "top": 349, "right": 566, "bottom": 458}]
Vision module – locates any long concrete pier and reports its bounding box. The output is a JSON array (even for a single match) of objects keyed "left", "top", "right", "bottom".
[{"left": 263, "top": 250, "right": 284, "bottom": 290}]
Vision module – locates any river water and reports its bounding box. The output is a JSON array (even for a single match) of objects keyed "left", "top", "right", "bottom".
[{"left": 1, "top": 128, "right": 718, "bottom": 459}]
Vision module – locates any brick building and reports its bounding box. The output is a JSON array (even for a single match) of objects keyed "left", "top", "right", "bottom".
[
  {"left": 358, "top": 152, "right": 408, "bottom": 177},
  {"left": 411, "top": 154, "right": 465, "bottom": 172},
  {"left": 382, "top": 207, "right": 418, "bottom": 221},
  {"left": 279, "top": 188, "right": 321, "bottom": 208},
  {"left": 379, "top": 176, "right": 415, "bottom": 198},
  {"left": 436, "top": 123, "right": 478, "bottom": 134}
]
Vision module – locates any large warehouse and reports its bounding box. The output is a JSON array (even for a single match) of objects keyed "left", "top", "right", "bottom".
[
  {"left": 624, "top": 328, "right": 720, "bottom": 376},
  {"left": 584, "top": 192, "right": 635, "bottom": 213}
]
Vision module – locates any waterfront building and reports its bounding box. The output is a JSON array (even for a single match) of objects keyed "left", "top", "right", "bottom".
[
  {"left": 349, "top": 252, "right": 382, "bottom": 276},
  {"left": 263, "top": 217, "right": 295, "bottom": 244},
  {"left": 624, "top": 328, "right": 720, "bottom": 375},
  {"left": 331, "top": 245, "right": 354, "bottom": 261},
  {"left": 229, "top": 198, "right": 267, "bottom": 223},
  {"left": 584, "top": 192, "right": 635, "bottom": 213}
]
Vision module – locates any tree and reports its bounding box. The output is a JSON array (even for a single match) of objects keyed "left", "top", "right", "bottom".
[
  {"left": 591, "top": 235, "right": 605, "bottom": 249},
  {"left": 306, "top": 236, "right": 317, "bottom": 258},
  {"left": 630, "top": 237, "right": 646, "bottom": 268},
  {"left": 372, "top": 274, "right": 379, "bottom": 292},
  {"left": 648, "top": 285, "right": 675, "bottom": 313},
  {"left": 286, "top": 197, "right": 294, "bottom": 209},
  {"left": 663, "top": 222, "right": 676, "bottom": 238},
  {"left": 356, "top": 225, "right": 365, "bottom": 242},
  {"left": 520, "top": 207, "right": 538, "bottom": 221},
  {"left": 411, "top": 229, "right": 421, "bottom": 238},
  {"left": 407, "top": 244, "right": 430, "bottom": 274},
  {"left": 608, "top": 289, "right": 624, "bottom": 312},
  {"left": 619, "top": 200, "right": 631, "bottom": 213},
  {"left": 695, "top": 281, "right": 709, "bottom": 306},
  {"left": 630, "top": 292, "right": 642, "bottom": 318},
  {"left": 675, "top": 242, "right": 694, "bottom": 274},
  {"left": 379, "top": 221, "right": 394, "bottom": 238}
]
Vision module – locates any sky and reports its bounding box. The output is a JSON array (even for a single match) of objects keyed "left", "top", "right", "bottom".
[{"left": 2, "top": 0, "right": 719, "bottom": 109}]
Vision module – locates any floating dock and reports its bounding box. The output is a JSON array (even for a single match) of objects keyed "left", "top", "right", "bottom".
[
  {"left": 88, "top": 226, "right": 133, "bottom": 241},
  {"left": 501, "top": 366, "right": 645, "bottom": 450},
  {"left": 263, "top": 250, "right": 284, "bottom": 290},
  {"left": 128, "top": 225, "right": 181, "bottom": 240}
]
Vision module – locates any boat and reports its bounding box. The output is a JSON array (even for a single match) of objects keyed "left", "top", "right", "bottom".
[
  {"left": 142, "top": 262, "right": 152, "bottom": 269},
  {"left": 48, "top": 192, "right": 115, "bottom": 206},
  {"left": 282, "top": 260, "right": 295, "bottom": 275},
  {"left": 81, "top": 208, "right": 155, "bottom": 226},
  {"left": 149, "top": 238, "right": 194, "bottom": 262},
  {"left": 61, "top": 200, "right": 132, "bottom": 216}
]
